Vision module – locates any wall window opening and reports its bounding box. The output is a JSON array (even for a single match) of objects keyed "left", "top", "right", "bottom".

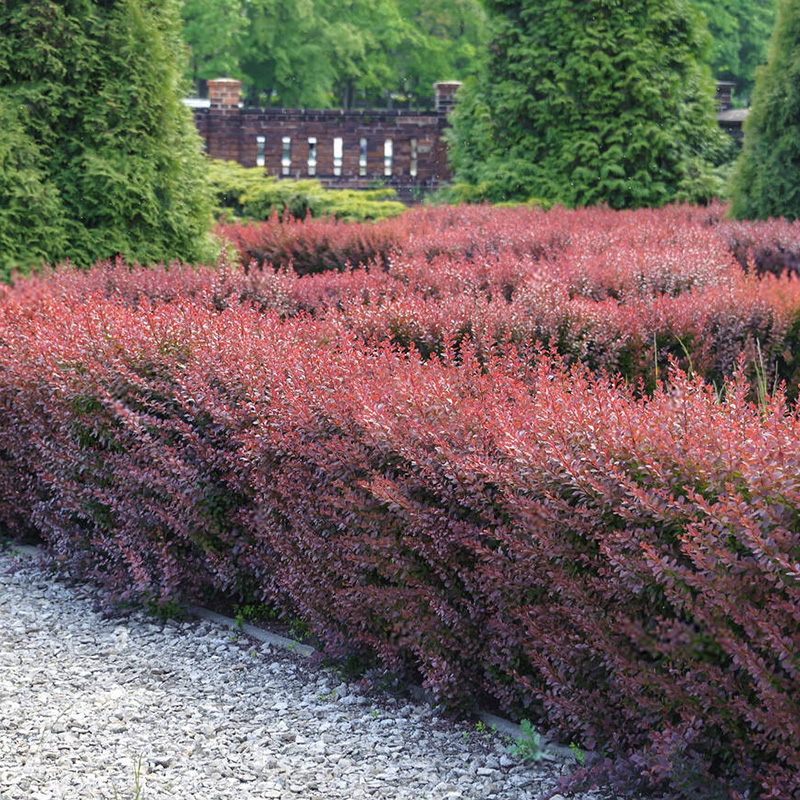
[
  {"left": 307, "top": 137, "right": 317, "bottom": 176},
  {"left": 281, "top": 137, "right": 291, "bottom": 176},
  {"left": 333, "top": 137, "right": 343, "bottom": 176},
  {"left": 256, "top": 135, "right": 266, "bottom": 167},
  {"left": 384, "top": 138, "right": 393, "bottom": 176},
  {"left": 410, "top": 138, "right": 418, "bottom": 178},
  {"left": 359, "top": 138, "right": 368, "bottom": 176}
]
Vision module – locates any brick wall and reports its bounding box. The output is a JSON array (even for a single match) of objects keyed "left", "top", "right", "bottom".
[
  {"left": 193, "top": 80, "right": 745, "bottom": 200},
  {"left": 194, "top": 79, "right": 459, "bottom": 202}
]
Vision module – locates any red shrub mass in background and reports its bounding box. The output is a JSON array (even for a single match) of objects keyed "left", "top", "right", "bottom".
[{"left": 1, "top": 204, "right": 799, "bottom": 799}]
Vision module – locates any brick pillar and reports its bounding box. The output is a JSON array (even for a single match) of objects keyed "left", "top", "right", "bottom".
[
  {"left": 715, "top": 81, "right": 735, "bottom": 113},
  {"left": 434, "top": 82, "right": 462, "bottom": 117},
  {"left": 208, "top": 78, "right": 242, "bottom": 111},
  {"left": 205, "top": 79, "right": 243, "bottom": 162},
  {"left": 432, "top": 82, "right": 461, "bottom": 184}
]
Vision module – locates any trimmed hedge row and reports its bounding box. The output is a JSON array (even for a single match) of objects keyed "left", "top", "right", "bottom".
[
  {"left": 18, "top": 203, "right": 800, "bottom": 398},
  {"left": 4, "top": 204, "right": 800, "bottom": 797},
  {"left": 208, "top": 160, "right": 407, "bottom": 224},
  {"left": 217, "top": 201, "right": 800, "bottom": 279},
  {"left": 216, "top": 212, "right": 398, "bottom": 276},
  {"left": 0, "top": 290, "right": 798, "bottom": 799}
]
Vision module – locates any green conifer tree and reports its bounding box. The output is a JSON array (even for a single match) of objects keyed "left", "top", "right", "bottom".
[
  {"left": 728, "top": 0, "right": 800, "bottom": 221},
  {"left": 447, "top": 0, "right": 729, "bottom": 208},
  {"left": 0, "top": 0, "right": 214, "bottom": 274},
  {"left": 0, "top": 98, "right": 70, "bottom": 273}
]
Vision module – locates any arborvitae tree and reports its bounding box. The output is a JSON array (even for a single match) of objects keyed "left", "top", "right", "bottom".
[
  {"left": 0, "top": 0, "right": 214, "bottom": 274},
  {"left": 447, "top": 0, "right": 730, "bottom": 208},
  {"left": 728, "top": 0, "right": 800, "bottom": 221},
  {"left": 0, "top": 98, "right": 70, "bottom": 273}
]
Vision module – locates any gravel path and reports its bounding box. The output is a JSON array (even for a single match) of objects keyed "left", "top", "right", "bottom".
[{"left": 0, "top": 547, "right": 605, "bottom": 800}]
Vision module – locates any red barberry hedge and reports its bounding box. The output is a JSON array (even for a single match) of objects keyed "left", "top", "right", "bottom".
[
  {"left": 2, "top": 203, "right": 800, "bottom": 798},
  {"left": 19, "top": 204, "right": 800, "bottom": 396}
]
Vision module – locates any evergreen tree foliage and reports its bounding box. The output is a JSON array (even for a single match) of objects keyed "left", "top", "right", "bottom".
[
  {"left": 0, "top": 97, "right": 69, "bottom": 273},
  {"left": 0, "top": 0, "right": 214, "bottom": 274},
  {"left": 447, "top": 0, "right": 729, "bottom": 208},
  {"left": 728, "top": 0, "right": 800, "bottom": 221}
]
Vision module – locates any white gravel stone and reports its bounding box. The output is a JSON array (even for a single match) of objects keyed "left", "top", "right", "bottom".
[{"left": 0, "top": 548, "right": 622, "bottom": 799}]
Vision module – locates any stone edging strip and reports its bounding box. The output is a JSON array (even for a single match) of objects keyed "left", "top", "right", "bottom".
[{"left": 187, "top": 605, "right": 317, "bottom": 658}]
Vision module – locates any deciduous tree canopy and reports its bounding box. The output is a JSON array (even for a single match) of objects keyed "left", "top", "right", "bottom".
[
  {"left": 694, "top": 0, "right": 777, "bottom": 103},
  {"left": 182, "top": 0, "right": 487, "bottom": 109},
  {"left": 182, "top": 0, "right": 248, "bottom": 88},
  {"left": 179, "top": 0, "right": 775, "bottom": 111}
]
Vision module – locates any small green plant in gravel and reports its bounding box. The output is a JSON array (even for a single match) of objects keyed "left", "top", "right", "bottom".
[
  {"left": 288, "top": 618, "right": 312, "bottom": 642},
  {"left": 471, "top": 717, "right": 549, "bottom": 763},
  {"left": 144, "top": 597, "right": 187, "bottom": 623},
  {"left": 113, "top": 755, "right": 145, "bottom": 799},
  {"left": 506, "top": 719, "right": 547, "bottom": 763},
  {"left": 570, "top": 741, "right": 587, "bottom": 765}
]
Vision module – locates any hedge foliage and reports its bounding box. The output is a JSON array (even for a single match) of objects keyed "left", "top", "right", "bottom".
[
  {"left": 208, "top": 159, "right": 407, "bottom": 222},
  {"left": 214, "top": 212, "right": 399, "bottom": 276},
  {"left": 214, "top": 203, "right": 800, "bottom": 394},
  {"left": 2, "top": 204, "right": 800, "bottom": 798}
]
